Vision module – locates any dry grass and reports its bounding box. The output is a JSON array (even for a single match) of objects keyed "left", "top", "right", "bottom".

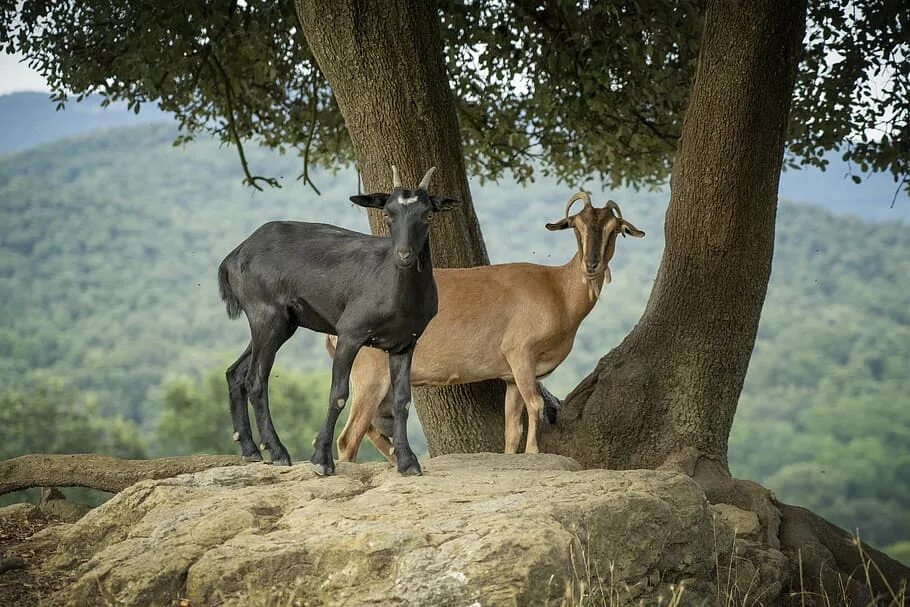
[
  {"left": 554, "top": 529, "right": 687, "bottom": 607},
  {"left": 786, "top": 534, "right": 908, "bottom": 607},
  {"left": 557, "top": 524, "right": 907, "bottom": 607}
]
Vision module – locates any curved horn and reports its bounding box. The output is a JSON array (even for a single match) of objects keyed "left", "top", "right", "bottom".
[
  {"left": 564, "top": 191, "right": 593, "bottom": 219},
  {"left": 418, "top": 166, "right": 436, "bottom": 191},
  {"left": 391, "top": 165, "right": 401, "bottom": 189},
  {"left": 604, "top": 200, "right": 623, "bottom": 220}
]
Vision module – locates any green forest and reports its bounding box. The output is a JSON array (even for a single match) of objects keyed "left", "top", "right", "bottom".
[{"left": 0, "top": 123, "right": 908, "bottom": 564}]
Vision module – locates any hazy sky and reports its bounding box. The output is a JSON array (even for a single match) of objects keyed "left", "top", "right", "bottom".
[{"left": 0, "top": 52, "right": 51, "bottom": 95}]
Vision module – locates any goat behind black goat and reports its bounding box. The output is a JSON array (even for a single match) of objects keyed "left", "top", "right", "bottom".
[{"left": 218, "top": 166, "right": 457, "bottom": 476}]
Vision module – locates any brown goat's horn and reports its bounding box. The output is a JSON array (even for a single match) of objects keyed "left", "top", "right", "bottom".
[
  {"left": 418, "top": 166, "right": 436, "bottom": 191},
  {"left": 604, "top": 200, "right": 623, "bottom": 220},
  {"left": 391, "top": 165, "right": 401, "bottom": 189},
  {"left": 564, "top": 191, "right": 593, "bottom": 219}
]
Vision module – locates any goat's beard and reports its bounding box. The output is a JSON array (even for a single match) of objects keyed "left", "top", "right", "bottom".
[{"left": 583, "top": 267, "right": 609, "bottom": 302}]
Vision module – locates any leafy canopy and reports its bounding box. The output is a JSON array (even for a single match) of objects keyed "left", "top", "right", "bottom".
[{"left": 1, "top": 0, "right": 907, "bottom": 190}]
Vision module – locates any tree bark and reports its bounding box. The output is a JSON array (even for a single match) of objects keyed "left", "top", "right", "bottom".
[
  {"left": 541, "top": 0, "right": 808, "bottom": 471},
  {"left": 0, "top": 454, "right": 243, "bottom": 496},
  {"left": 296, "top": 0, "right": 505, "bottom": 454}
]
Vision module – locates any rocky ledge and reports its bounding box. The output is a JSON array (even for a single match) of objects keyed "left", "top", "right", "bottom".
[{"left": 0, "top": 454, "right": 787, "bottom": 606}]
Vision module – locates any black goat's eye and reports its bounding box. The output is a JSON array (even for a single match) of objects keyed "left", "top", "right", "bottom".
[{"left": 426, "top": 213, "right": 434, "bottom": 222}]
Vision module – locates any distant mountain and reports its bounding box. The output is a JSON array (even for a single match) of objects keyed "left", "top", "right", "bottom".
[
  {"left": 0, "top": 91, "right": 167, "bottom": 154},
  {"left": 1, "top": 91, "right": 907, "bottom": 221},
  {"left": 779, "top": 155, "right": 909, "bottom": 222}
]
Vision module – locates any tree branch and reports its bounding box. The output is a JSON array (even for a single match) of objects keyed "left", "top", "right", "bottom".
[
  {"left": 211, "top": 55, "right": 280, "bottom": 191},
  {"left": 297, "top": 75, "right": 322, "bottom": 195},
  {"left": 0, "top": 454, "right": 245, "bottom": 496}
]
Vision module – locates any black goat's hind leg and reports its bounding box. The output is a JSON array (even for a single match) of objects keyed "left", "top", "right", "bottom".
[
  {"left": 246, "top": 313, "right": 295, "bottom": 466},
  {"left": 389, "top": 349, "right": 421, "bottom": 476},
  {"left": 227, "top": 343, "right": 261, "bottom": 461},
  {"left": 311, "top": 337, "right": 359, "bottom": 476}
]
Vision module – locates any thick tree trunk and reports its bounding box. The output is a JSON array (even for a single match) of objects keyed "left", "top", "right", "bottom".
[
  {"left": 295, "top": 0, "right": 505, "bottom": 454},
  {"left": 541, "top": 0, "right": 808, "bottom": 471}
]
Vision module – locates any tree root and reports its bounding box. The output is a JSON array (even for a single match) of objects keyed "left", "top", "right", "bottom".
[
  {"left": 778, "top": 502, "right": 909, "bottom": 604},
  {"left": 0, "top": 453, "right": 245, "bottom": 496},
  {"left": 660, "top": 448, "right": 910, "bottom": 604}
]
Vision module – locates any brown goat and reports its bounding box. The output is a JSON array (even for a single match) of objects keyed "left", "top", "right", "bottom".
[{"left": 328, "top": 192, "right": 645, "bottom": 461}]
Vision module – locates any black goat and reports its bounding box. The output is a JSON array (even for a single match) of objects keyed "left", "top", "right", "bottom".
[{"left": 218, "top": 166, "right": 456, "bottom": 476}]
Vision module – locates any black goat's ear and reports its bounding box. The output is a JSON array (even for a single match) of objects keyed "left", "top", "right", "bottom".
[
  {"left": 545, "top": 217, "right": 572, "bottom": 231},
  {"left": 431, "top": 197, "right": 460, "bottom": 212},
  {"left": 350, "top": 193, "right": 390, "bottom": 209}
]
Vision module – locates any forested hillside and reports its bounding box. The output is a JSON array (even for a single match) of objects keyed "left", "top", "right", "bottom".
[{"left": 0, "top": 122, "right": 907, "bottom": 560}]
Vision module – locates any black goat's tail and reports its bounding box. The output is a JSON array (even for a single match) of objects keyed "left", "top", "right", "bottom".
[{"left": 218, "top": 262, "right": 242, "bottom": 320}]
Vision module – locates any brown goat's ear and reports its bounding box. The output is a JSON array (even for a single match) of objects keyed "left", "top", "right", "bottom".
[
  {"left": 431, "top": 197, "right": 460, "bottom": 212},
  {"left": 620, "top": 221, "right": 645, "bottom": 238},
  {"left": 545, "top": 217, "right": 572, "bottom": 231},
  {"left": 350, "top": 193, "right": 389, "bottom": 209}
]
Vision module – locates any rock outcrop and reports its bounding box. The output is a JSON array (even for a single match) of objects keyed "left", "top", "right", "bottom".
[{"left": 1, "top": 454, "right": 791, "bottom": 606}]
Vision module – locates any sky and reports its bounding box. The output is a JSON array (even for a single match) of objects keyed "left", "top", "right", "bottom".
[{"left": 0, "top": 52, "right": 51, "bottom": 95}]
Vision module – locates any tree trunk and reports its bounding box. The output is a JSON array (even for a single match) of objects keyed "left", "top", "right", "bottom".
[
  {"left": 295, "top": 0, "right": 505, "bottom": 454},
  {"left": 541, "top": 0, "right": 808, "bottom": 472}
]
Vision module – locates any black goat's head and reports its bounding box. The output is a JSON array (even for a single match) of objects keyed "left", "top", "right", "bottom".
[{"left": 351, "top": 166, "right": 459, "bottom": 268}]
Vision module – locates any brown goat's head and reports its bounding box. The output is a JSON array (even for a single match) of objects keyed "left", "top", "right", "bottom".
[{"left": 546, "top": 192, "right": 644, "bottom": 288}]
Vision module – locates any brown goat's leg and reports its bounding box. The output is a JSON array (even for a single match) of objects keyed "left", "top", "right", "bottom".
[
  {"left": 511, "top": 363, "right": 544, "bottom": 454},
  {"left": 503, "top": 382, "right": 524, "bottom": 454},
  {"left": 336, "top": 356, "right": 391, "bottom": 462},
  {"left": 336, "top": 403, "right": 374, "bottom": 462},
  {"left": 365, "top": 425, "right": 395, "bottom": 464},
  {"left": 336, "top": 373, "right": 365, "bottom": 462}
]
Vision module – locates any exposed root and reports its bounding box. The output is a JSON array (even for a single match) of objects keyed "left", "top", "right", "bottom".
[
  {"left": 779, "top": 503, "right": 909, "bottom": 604},
  {"left": 0, "top": 454, "right": 245, "bottom": 496},
  {"left": 660, "top": 448, "right": 910, "bottom": 604}
]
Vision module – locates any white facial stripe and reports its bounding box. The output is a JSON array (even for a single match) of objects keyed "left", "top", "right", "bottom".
[{"left": 400, "top": 196, "right": 419, "bottom": 205}]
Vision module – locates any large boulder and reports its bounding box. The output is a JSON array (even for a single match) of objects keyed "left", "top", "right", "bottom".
[{"left": 6, "top": 454, "right": 784, "bottom": 606}]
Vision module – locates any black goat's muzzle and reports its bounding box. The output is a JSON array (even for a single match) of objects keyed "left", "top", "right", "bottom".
[{"left": 396, "top": 248, "right": 417, "bottom": 268}]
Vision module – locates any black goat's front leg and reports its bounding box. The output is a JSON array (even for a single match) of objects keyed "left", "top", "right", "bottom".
[
  {"left": 310, "top": 337, "right": 359, "bottom": 476},
  {"left": 389, "top": 349, "right": 421, "bottom": 476}
]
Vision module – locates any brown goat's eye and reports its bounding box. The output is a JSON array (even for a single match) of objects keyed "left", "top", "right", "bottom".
[{"left": 426, "top": 213, "right": 434, "bottom": 222}]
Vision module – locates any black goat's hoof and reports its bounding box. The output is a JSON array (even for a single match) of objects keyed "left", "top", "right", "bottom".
[
  {"left": 242, "top": 452, "right": 263, "bottom": 463},
  {"left": 271, "top": 454, "right": 292, "bottom": 467},
  {"left": 398, "top": 462, "right": 423, "bottom": 476},
  {"left": 311, "top": 462, "right": 335, "bottom": 476}
]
